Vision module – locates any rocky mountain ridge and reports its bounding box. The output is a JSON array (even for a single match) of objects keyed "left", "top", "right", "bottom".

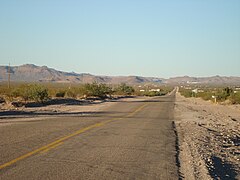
[{"left": 0, "top": 64, "right": 240, "bottom": 85}]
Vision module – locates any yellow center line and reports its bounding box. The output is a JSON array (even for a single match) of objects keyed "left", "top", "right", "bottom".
[
  {"left": 126, "top": 103, "right": 148, "bottom": 117},
  {"left": 40, "top": 142, "right": 63, "bottom": 154},
  {"left": 0, "top": 103, "right": 147, "bottom": 170}
]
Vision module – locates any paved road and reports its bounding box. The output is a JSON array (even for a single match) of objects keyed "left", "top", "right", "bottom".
[{"left": 0, "top": 93, "right": 178, "bottom": 180}]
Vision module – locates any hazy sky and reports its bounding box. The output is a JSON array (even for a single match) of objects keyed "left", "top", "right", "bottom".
[{"left": 0, "top": 0, "right": 240, "bottom": 78}]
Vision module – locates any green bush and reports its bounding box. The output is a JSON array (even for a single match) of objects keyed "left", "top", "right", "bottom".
[
  {"left": 114, "top": 83, "right": 135, "bottom": 95},
  {"left": 11, "top": 84, "right": 49, "bottom": 102},
  {"left": 179, "top": 89, "right": 193, "bottom": 98},
  {"left": 27, "top": 84, "right": 49, "bottom": 102},
  {"left": 11, "top": 84, "right": 29, "bottom": 101},
  {"left": 215, "top": 87, "right": 233, "bottom": 102},
  {"left": 83, "top": 83, "right": 112, "bottom": 98},
  {"left": 197, "top": 92, "right": 213, "bottom": 101}
]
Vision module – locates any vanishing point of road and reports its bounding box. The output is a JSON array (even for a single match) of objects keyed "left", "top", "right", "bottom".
[{"left": 0, "top": 92, "right": 179, "bottom": 180}]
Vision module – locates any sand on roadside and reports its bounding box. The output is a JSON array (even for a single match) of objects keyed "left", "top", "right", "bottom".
[{"left": 175, "top": 92, "right": 240, "bottom": 180}]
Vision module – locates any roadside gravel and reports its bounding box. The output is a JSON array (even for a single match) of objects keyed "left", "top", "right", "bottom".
[{"left": 175, "top": 93, "right": 240, "bottom": 180}]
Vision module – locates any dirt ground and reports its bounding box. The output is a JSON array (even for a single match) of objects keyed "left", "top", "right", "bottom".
[{"left": 175, "top": 92, "right": 240, "bottom": 180}]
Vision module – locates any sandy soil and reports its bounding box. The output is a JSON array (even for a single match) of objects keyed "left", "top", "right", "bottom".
[{"left": 175, "top": 93, "right": 240, "bottom": 180}]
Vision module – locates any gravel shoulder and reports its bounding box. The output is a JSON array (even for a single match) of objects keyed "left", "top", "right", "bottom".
[{"left": 175, "top": 92, "right": 240, "bottom": 180}]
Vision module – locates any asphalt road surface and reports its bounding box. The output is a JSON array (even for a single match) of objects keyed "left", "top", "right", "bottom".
[{"left": 0, "top": 93, "right": 178, "bottom": 180}]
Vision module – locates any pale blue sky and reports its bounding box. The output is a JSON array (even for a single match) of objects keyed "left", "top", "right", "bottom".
[{"left": 0, "top": 0, "right": 239, "bottom": 78}]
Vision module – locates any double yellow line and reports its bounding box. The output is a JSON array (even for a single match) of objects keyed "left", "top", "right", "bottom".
[{"left": 0, "top": 103, "right": 147, "bottom": 170}]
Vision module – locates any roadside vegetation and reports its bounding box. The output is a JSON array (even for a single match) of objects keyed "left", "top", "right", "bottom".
[
  {"left": 11, "top": 84, "right": 49, "bottom": 103},
  {"left": 179, "top": 86, "right": 240, "bottom": 104},
  {"left": 0, "top": 82, "right": 172, "bottom": 106}
]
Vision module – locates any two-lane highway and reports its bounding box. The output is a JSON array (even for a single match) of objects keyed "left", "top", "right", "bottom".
[{"left": 0, "top": 93, "right": 178, "bottom": 180}]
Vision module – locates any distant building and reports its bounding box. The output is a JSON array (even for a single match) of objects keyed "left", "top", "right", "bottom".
[{"left": 149, "top": 89, "right": 160, "bottom": 92}]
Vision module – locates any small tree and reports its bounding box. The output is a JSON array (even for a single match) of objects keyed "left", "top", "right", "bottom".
[{"left": 27, "top": 84, "right": 49, "bottom": 102}]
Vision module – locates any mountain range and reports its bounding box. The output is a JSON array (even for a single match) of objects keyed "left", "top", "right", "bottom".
[{"left": 0, "top": 64, "right": 240, "bottom": 85}]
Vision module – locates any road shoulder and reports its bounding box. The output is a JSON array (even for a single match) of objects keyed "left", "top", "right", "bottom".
[{"left": 175, "top": 93, "right": 240, "bottom": 180}]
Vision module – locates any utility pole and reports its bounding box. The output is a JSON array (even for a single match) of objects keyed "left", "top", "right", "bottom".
[{"left": 7, "top": 63, "right": 11, "bottom": 89}]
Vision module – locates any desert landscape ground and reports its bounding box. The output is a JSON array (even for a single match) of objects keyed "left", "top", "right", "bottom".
[{"left": 175, "top": 91, "right": 240, "bottom": 180}]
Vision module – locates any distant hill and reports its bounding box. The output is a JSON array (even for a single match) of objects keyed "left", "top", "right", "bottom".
[
  {"left": 0, "top": 64, "right": 164, "bottom": 84},
  {"left": 0, "top": 64, "right": 240, "bottom": 85},
  {"left": 165, "top": 75, "right": 240, "bottom": 85}
]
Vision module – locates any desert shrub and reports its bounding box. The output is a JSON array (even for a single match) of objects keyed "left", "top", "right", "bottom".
[
  {"left": 27, "top": 84, "right": 49, "bottom": 102},
  {"left": 114, "top": 83, "right": 135, "bottom": 95},
  {"left": 11, "top": 84, "right": 49, "bottom": 102},
  {"left": 11, "top": 84, "right": 29, "bottom": 101},
  {"left": 65, "top": 88, "right": 78, "bottom": 98},
  {"left": 179, "top": 89, "right": 193, "bottom": 98},
  {"left": 83, "top": 83, "right": 112, "bottom": 98},
  {"left": 197, "top": 92, "right": 213, "bottom": 101},
  {"left": 161, "top": 86, "right": 174, "bottom": 94},
  {"left": 0, "top": 85, "right": 10, "bottom": 96},
  {"left": 55, "top": 90, "right": 66, "bottom": 97},
  {"left": 215, "top": 87, "right": 233, "bottom": 102}
]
